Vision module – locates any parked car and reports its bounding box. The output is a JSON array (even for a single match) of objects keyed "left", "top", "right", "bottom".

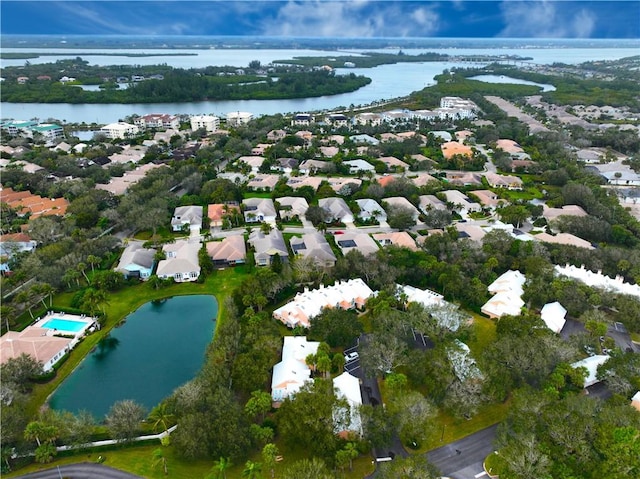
[{"left": 344, "top": 351, "right": 359, "bottom": 362}]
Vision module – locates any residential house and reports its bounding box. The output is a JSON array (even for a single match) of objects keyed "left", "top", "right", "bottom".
[
  {"left": 483, "top": 172, "right": 523, "bottom": 190},
  {"left": 299, "top": 159, "right": 330, "bottom": 175},
  {"left": 469, "top": 190, "right": 502, "bottom": 209},
  {"left": 327, "top": 177, "right": 362, "bottom": 195},
  {"left": 481, "top": 270, "right": 526, "bottom": 319},
  {"left": 286, "top": 176, "right": 323, "bottom": 191},
  {"left": 441, "top": 190, "right": 481, "bottom": 214},
  {"left": 0, "top": 328, "right": 72, "bottom": 372},
  {"left": 273, "top": 279, "right": 374, "bottom": 328},
  {"left": 372, "top": 232, "right": 418, "bottom": 250},
  {"left": 554, "top": 264, "right": 640, "bottom": 299},
  {"left": 276, "top": 196, "right": 309, "bottom": 221},
  {"left": 208, "top": 203, "right": 240, "bottom": 228},
  {"left": 206, "top": 235, "right": 246, "bottom": 267},
  {"left": 419, "top": 195, "right": 447, "bottom": 213},
  {"left": 319, "top": 146, "right": 340, "bottom": 158},
  {"left": 534, "top": 232, "right": 594, "bottom": 250},
  {"left": 0, "top": 233, "right": 37, "bottom": 258},
  {"left": 95, "top": 163, "right": 163, "bottom": 195},
  {"left": 430, "top": 130, "right": 453, "bottom": 142},
  {"left": 571, "top": 355, "right": 610, "bottom": 388},
  {"left": 441, "top": 141, "right": 473, "bottom": 160},
  {"left": 271, "top": 336, "right": 320, "bottom": 403},
  {"left": 378, "top": 156, "right": 409, "bottom": 172},
  {"left": 333, "top": 372, "right": 363, "bottom": 437},
  {"left": 542, "top": 204, "right": 588, "bottom": 222},
  {"left": 0, "top": 186, "right": 69, "bottom": 220},
  {"left": 319, "top": 197, "right": 354, "bottom": 224},
  {"left": 350, "top": 134, "right": 380, "bottom": 145},
  {"left": 409, "top": 173, "right": 439, "bottom": 187},
  {"left": 540, "top": 301, "right": 567, "bottom": 334},
  {"left": 115, "top": 241, "right": 156, "bottom": 280},
  {"left": 344, "top": 159, "right": 376, "bottom": 175},
  {"left": 267, "top": 129, "right": 286, "bottom": 142},
  {"left": 243, "top": 198, "right": 277, "bottom": 225},
  {"left": 382, "top": 197, "right": 421, "bottom": 220},
  {"left": 246, "top": 174, "right": 280, "bottom": 192},
  {"left": 100, "top": 122, "right": 140, "bottom": 140},
  {"left": 156, "top": 239, "right": 201, "bottom": 282},
  {"left": 237, "top": 156, "right": 266, "bottom": 173},
  {"left": 445, "top": 171, "right": 482, "bottom": 186},
  {"left": 455, "top": 223, "right": 487, "bottom": 242},
  {"left": 171, "top": 205, "right": 203, "bottom": 232},
  {"left": 248, "top": 229, "right": 288, "bottom": 266},
  {"left": 274, "top": 157, "right": 299, "bottom": 174},
  {"left": 290, "top": 232, "right": 336, "bottom": 268},
  {"left": 335, "top": 232, "right": 379, "bottom": 256},
  {"left": 355, "top": 198, "right": 387, "bottom": 223},
  {"left": 397, "top": 284, "right": 444, "bottom": 309}
]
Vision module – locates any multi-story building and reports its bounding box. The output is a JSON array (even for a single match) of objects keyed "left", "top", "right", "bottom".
[{"left": 190, "top": 115, "right": 220, "bottom": 132}]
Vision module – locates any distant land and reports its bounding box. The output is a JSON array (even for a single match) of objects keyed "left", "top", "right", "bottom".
[{"left": 2, "top": 35, "right": 639, "bottom": 51}]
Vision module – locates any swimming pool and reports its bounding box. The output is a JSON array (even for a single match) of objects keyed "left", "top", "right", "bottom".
[{"left": 41, "top": 318, "right": 88, "bottom": 333}]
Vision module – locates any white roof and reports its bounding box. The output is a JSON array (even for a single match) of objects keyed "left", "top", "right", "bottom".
[
  {"left": 540, "top": 301, "right": 567, "bottom": 333},
  {"left": 481, "top": 291, "right": 525, "bottom": 318},
  {"left": 398, "top": 284, "right": 444, "bottom": 308},
  {"left": 488, "top": 270, "right": 526, "bottom": 296},
  {"left": 571, "top": 355, "right": 609, "bottom": 388},
  {"left": 271, "top": 337, "right": 319, "bottom": 401},
  {"left": 273, "top": 279, "right": 375, "bottom": 328},
  {"left": 333, "top": 372, "right": 363, "bottom": 435},
  {"left": 555, "top": 264, "right": 640, "bottom": 299}
]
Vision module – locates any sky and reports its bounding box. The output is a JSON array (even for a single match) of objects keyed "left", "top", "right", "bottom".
[{"left": 1, "top": 1, "right": 639, "bottom": 39}]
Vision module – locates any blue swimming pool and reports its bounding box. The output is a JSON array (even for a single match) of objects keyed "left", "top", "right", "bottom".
[{"left": 41, "top": 318, "right": 87, "bottom": 333}]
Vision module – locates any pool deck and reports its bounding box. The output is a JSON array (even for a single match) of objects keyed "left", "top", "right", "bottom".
[{"left": 34, "top": 312, "right": 97, "bottom": 339}]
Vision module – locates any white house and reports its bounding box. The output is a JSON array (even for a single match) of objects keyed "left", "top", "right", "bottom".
[
  {"left": 540, "top": 301, "right": 567, "bottom": 333},
  {"left": 171, "top": 205, "right": 203, "bottom": 232},
  {"left": 0, "top": 328, "right": 72, "bottom": 372},
  {"left": 190, "top": 115, "right": 220, "bottom": 132},
  {"left": 115, "top": 241, "right": 156, "bottom": 280},
  {"left": 226, "top": 111, "right": 253, "bottom": 126},
  {"left": 481, "top": 270, "right": 526, "bottom": 318},
  {"left": 333, "top": 372, "right": 363, "bottom": 437},
  {"left": 554, "top": 264, "right": 640, "bottom": 299},
  {"left": 319, "top": 197, "right": 354, "bottom": 224},
  {"left": 100, "top": 122, "right": 140, "bottom": 140},
  {"left": 273, "top": 279, "right": 374, "bottom": 328},
  {"left": 571, "top": 355, "right": 610, "bottom": 388},
  {"left": 344, "top": 159, "right": 376, "bottom": 175},
  {"left": 276, "top": 196, "right": 309, "bottom": 221},
  {"left": 271, "top": 336, "right": 320, "bottom": 403},
  {"left": 355, "top": 198, "right": 387, "bottom": 223},
  {"left": 237, "top": 155, "right": 266, "bottom": 173},
  {"left": 156, "top": 239, "right": 201, "bottom": 282},
  {"left": 335, "top": 232, "right": 379, "bottom": 256},
  {"left": 242, "top": 198, "right": 277, "bottom": 225}
]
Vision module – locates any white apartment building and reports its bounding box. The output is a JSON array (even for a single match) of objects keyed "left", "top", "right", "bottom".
[
  {"left": 190, "top": 115, "right": 220, "bottom": 132},
  {"left": 135, "top": 114, "right": 180, "bottom": 130},
  {"left": 226, "top": 111, "right": 253, "bottom": 126},
  {"left": 100, "top": 122, "right": 140, "bottom": 140}
]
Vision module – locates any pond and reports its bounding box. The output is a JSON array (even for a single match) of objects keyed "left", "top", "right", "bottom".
[
  {"left": 468, "top": 74, "right": 556, "bottom": 92},
  {"left": 49, "top": 295, "right": 217, "bottom": 419}
]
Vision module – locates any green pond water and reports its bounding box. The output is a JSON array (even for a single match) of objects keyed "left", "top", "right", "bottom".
[{"left": 49, "top": 295, "right": 217, "bottom": 418}]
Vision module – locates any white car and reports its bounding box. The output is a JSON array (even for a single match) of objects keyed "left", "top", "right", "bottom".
[{"left": 344, "top": 351, "right": 359, "bottom": 363}]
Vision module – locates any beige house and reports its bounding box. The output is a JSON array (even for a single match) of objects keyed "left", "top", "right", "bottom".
[
  {"left": 0, "top": 328, "right": 72, "bottom": 372},
  {"left": 206, "top": 235, "right": 246, "bottom": 267}
]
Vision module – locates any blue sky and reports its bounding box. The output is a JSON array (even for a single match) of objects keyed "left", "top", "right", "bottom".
[{"left": 1, "top": 1, "right": 639, "bottom": 38}]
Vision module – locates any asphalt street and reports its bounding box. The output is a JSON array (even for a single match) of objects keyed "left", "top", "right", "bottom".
[
  {"left": 13, "top": 463, "right": 144, "bottom": 479},
  {"left": 427, "top": 424, "right": 499, "bottom": 479}
]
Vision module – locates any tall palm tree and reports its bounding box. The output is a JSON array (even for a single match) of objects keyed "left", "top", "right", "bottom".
[
  {"left": 77, "top": 262, "right": 89, "bottom": 283},
  {"left": 81, "top": 288, "right": 108, "bottom": 317},
  {"left": 148, "top": 403, "right": 174, "bottom": 434},
  {"left": 242, "top": 460, "right": 262, "bottom": 479},
  {"left": 208, "top": 456, "right": 232, "bottom": 479},
  {"left": 87, "top": 254, "right": 101, "bottom": 273}
]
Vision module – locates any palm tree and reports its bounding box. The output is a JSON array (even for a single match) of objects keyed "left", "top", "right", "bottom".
[
  {"left": 81, "top": 288, "right": 108, "bottom": 317},
  {"left": 344, "top": 442, "right": 359, "bottom": 471},
  {"left": 316, "top": 353, "right": 332, "bottom": 379},
  {"left": 242, "top": 460, "right": 262, "bottom": 479},
  {"left": 63, "top": 268, "right": 81, "bottom": 289},
  {"left": 152, "top": 448, "right": 168, "bottom": 475},
  {"left": 77, "top": 262, "right": 89, "bottom": 283},
  {"left": 208, "top": 457, "right": 232, "bottom": 479},
  {"left": 87, "top": 254, "right": 101, "bottom": 273},
  {"left": 34, "top": 282, "right": 55, "bottom": 309},
  {"left": 148, "top": 403, "right": 174, "bottom": 434}
]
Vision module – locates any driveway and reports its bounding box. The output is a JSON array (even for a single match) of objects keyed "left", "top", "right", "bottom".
[{"left": 13, "top": 463, "right": 144, "bottom": 479}]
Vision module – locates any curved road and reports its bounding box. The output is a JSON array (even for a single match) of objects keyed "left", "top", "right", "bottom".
[{"left": 12, "top": 463, "right": 144, "bottom": 479}]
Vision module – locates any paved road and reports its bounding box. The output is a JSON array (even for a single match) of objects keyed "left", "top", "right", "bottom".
[
  {"left": 13, "top": 463, "right": 144, "bottom": 479},
  {"left": 427, "top": 424, "right": 499, "bottom": 479}
]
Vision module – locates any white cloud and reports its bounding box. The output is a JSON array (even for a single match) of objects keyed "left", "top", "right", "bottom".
[
  {"left": 257, "top": 1, "right": 440, "bottom": 38},
  {"left": 499, "top": 0, "right": 596, "bottom": 38}
]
